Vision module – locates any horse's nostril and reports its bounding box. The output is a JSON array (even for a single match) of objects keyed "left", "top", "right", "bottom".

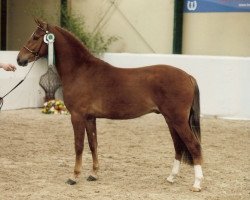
[
  {"left": 17, "top": 58, "right": 22, "bottom": 66},
  {"left": 17, "top": 57, "right": 28, "bottom": 66},
  {"left": 23, "top": 60, "right": 28, "bottom": 66}
]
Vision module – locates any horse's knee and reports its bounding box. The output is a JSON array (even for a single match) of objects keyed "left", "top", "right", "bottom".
[
  {"left": 88, "top": 142, "right": 96, "bottom": 152},
  {"left": 75, "top": 143, "right": 83, "bottom": 155}
]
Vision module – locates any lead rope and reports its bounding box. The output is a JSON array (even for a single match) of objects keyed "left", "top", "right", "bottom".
[{"left": 0, "top": 56, "right": 38, "bottom": 110}]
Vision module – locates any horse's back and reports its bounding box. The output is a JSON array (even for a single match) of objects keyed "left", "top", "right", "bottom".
[
  {"left": 112, "top": 64, "right": 192, "bottom": 83},
  {"left": 109, "top": 64, "right": 194, "bottom": 96}
]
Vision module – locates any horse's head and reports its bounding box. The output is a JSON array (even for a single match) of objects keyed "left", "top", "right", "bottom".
[{"left": 17, "top": 19, "right": 49, "bottom": 66}]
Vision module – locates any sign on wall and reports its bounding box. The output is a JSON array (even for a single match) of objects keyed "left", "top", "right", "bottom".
[{"left": 184, "top": 0, "right": 250, "bottom": 13}]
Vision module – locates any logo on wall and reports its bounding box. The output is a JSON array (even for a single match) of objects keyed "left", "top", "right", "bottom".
[
  {"left": 184, "top": 0, "right": 250, "bottom": 13},
  {"left": 187, "top": 1, "right": 198, "bottom": 11}
]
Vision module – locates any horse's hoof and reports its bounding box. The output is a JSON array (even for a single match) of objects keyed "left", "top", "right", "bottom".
[
  {"left": 190, "top": 186, "right": 201, "bottom": 192},
  {"left": 167, "top": 177, "right": 174, "bottom": 184},
  {"left": 66, "top": 178, "right": 77, "bottom": 185},
  {"left": 87, "top": 175, "right": 98, "bottom": 181}
]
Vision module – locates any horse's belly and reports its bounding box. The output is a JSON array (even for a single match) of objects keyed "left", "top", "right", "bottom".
[
  {"left": 102, "top": 109, "right": 156, "bottom": 120},
  {"left": 99, "top": 99, "right": 159, "bottom": 119}
]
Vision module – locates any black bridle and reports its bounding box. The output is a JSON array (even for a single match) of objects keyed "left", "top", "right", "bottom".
[{"left": 0, "top": 25, "right": 49, "bottom": 110}]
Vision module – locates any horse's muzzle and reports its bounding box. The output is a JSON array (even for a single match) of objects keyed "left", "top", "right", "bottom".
[{"left": 17, "top": 57, "right": 28, "bottom": 67}]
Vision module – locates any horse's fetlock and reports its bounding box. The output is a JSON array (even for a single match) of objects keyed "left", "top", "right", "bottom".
[{"left": 74, "top": 170, "right": 81, "bottom": 176}]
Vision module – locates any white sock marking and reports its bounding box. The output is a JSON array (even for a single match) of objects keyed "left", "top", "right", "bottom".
[
  {"left": 193, "top": 165, "right": 203, "bottom": 189},
  {"left": 167, "top": 159, "right": 180, "bottom": 183}
]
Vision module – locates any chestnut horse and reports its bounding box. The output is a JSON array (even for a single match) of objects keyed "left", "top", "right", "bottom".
[{"left": 17, "top": 19, "right": 203, "bottom": 191}]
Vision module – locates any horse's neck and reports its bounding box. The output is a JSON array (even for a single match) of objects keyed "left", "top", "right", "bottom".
[{"left": 52, "top": 26, "right": 97, "bottom": 78}]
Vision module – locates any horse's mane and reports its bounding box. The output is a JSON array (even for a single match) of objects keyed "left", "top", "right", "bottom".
[{"left": 54, "top": 25, "right": 95, "bottom": 62}]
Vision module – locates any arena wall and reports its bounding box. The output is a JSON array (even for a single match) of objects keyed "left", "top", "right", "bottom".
[
  {"left": 183, "top": 12, "right": 250, "bottom": 57},
  {"left": 71, "top": 0, "right": 250, "bottom": 56},
  {"left": 0, "top": 51, "right": 249, "bottom": 120},
  {"left": 3, "top": 1, "right": 249, "bottom": 57}
]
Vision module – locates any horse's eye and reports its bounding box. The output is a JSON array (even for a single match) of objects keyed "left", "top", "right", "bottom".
[{"left": 33, "top": 35, "right": 39, "bottom": 40}]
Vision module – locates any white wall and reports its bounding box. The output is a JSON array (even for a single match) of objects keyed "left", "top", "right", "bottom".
[
  {"left": 1, "top": 51, "right": 249, "bottom": 120},
  {"left": 183, "top": 13, "right": 250, "bottom": 57}
]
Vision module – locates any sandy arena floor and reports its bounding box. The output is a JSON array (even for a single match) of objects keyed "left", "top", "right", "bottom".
[{"left": 0, "top": 109, "right": 249, "bottom": 200}]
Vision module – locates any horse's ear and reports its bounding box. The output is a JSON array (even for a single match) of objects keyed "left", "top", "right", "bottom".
[{"left": 34, "top": 18, "right": 45, "bottom": 26}]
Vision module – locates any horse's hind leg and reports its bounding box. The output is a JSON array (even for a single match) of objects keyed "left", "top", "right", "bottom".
[
  {"left": 173, "top": 120, "right": 203, "bottom": 192},
  {"left": 86, "top": 117, "right": 99, "bottom": 181},
  {"left": 166, "top": 125, "right": 182, "bottom": 183}
]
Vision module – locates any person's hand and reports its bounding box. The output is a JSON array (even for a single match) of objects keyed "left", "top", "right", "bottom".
[{"left": 1, "top": 63, "right": 16, "bottom": 71}]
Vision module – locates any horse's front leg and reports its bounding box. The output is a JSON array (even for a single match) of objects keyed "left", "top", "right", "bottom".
[
  {"left": 66, "top": 113, "right": 86, "bottom": 185},
  {"left": 86, "top": 117, "right": 99, "bottom": 181}
]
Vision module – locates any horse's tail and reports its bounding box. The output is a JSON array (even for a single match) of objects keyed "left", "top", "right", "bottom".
[
  {"left": 189, "top": 78, "right": 201, "bottom": 143},
  {"left": 182, "top": 77, "right": 201, "bottom": 165}
]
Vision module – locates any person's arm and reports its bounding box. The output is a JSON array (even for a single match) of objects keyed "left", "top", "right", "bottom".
[{"left": 0, "top": 63, "right": 16, "bottom": 71}]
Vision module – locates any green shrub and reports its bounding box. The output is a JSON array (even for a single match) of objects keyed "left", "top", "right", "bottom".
[{"left": 61, "top": 7, "right": 118, "bottom": 55}]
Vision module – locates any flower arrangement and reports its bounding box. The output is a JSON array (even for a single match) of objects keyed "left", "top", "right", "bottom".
[{"left": 42, "top": 99, "right": 69, "bottom": 114}]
